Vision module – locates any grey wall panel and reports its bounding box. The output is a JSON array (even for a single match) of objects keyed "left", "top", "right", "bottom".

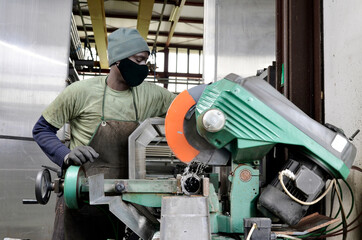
[
  {"left": 204, "top": 0, "right": 275, "bottom": 83},
  {"left": 0, "top": 139, "right": 58, "bottom": 239},
  {"left": 0, "top": 0, "right": 72, "bottom": 138},
  {"left": 0, "top": 0, "right": 73, "bottom": 239},
  {"left": 324, "top": 1, "right": 362, "bottom": 239}
]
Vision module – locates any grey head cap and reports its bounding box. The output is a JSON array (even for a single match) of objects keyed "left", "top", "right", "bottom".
[{"left": 107, "top": 28, "right": 150, "bottom": 66}]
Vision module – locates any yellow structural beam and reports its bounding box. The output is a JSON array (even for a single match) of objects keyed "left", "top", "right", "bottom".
[
  {"left": 87, "top": 0, "right": 109, "bottom": 69},
  {"left": 137, "top": 0, "right": 155, "bottom": 40}
]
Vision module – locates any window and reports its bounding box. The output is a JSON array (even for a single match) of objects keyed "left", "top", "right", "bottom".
[
  {"left": 189, "top": 50, "right": 200, "bottom": 74},
  {"left": 168, "top": 48, "right": 177, "bottom": 72},
  {"left": 156, "top": 52, "right": 164, "bottom": 72},
  {"left": 176, "top": 48, "right": 188, "bottom": 73}
]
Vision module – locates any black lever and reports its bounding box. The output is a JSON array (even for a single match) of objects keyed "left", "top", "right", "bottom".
[{"left": 349, "top": 129, "right": 360, "bottom": 141}]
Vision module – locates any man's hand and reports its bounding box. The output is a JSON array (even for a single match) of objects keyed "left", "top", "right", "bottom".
[{"left": 64, "top": 146, "right": 99, "bottom": 166}]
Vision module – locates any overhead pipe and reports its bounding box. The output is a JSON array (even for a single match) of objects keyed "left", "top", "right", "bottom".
[
  {"left": 72, "top": 10, "right": 203, "bottom": 24},
  {"left": 152, "top": 0, "right": 167, "bottom": 52},
  {"left": 77, "top": 1, "right": 94, "bottom": 61}
]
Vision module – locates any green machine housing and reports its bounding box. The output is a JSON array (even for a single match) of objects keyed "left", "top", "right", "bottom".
[{"left": 193, "top": 73, "right": 356, "bottom": 228}]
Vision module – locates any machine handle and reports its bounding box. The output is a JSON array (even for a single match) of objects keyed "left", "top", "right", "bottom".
[
  {"left": 35, "top": 168, "right": 53, "bottom": 205},
  {"left": 22, "top": 199, "right": 39, "bottom": 204},
  {"left": 42, "top": 165, "right": 63, "bottom": 177}
]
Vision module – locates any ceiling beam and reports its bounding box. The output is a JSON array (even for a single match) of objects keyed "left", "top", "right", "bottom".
[
  {"left": 149, "top": 31, "right": 203, "bottom": 39},
  {"left": 73, "top": 10, "right": 203, "bottom": 24},
  {"left": 152, "top": 42, "right": 202, "bottom": 50},
  {"left": 166, "top": 0, "right": 186, "bottom": 47},
  {"left": 78, "top": 68, "right": 203, "bottom": 79},
  {"left": 80, "top": 0, "right": 203, "bottom": 7},
  {"left": 87, "top": 0, "right": 108, "bottom": 68},
  {"left": 77, "top": 26, "right": 203, "bottom": 39},
  {"left": 137, "top": 0, "right": 155, "bottom": 40},
  {"left": 129, "top": 0, "right": 203, "bottom": 7},
  {"left": 80, "top": 38, "right": 203, "bottom": 50}
]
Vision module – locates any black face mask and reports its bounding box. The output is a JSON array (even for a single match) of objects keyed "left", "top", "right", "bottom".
[{"left": 117, "top": 58, "right": 149, "bottom": 87}]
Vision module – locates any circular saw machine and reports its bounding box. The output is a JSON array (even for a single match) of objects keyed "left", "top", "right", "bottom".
[
  {"left": 27, "top": 73, "right": 357, "bottom": 240},
  {"left": 165, "top": 73, "right": 357, "bottom": 231}
]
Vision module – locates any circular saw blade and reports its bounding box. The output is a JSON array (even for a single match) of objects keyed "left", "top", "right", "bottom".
[
  {"left": 165, "top": 86, "right": 230, "bottom": 165},
  {"left": 165, "top": 90, "right": 199, "bottom": 163}
]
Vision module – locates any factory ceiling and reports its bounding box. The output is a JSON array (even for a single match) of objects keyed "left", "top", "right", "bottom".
[{"left": 72, "top": 0, "right": 204, "bottom": 69}]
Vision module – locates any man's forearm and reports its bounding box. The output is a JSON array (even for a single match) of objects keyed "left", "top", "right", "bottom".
[{"left": 32, "top": 116, "right": 70, "bottom": 167}]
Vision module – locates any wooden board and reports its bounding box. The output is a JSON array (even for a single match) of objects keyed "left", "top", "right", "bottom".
[{"left": 273, "top": 212, "right": 340, "bottom": 235}]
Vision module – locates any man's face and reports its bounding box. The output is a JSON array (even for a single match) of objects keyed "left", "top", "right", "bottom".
[{"left": 128, "top": 51, "right": 149, "bottom": 65}]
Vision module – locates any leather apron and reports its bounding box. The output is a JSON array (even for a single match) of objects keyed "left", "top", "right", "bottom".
[{"left": 55, "top": 79, "right": 140, "bottom": 240}]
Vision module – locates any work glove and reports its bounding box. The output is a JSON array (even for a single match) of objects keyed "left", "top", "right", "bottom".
[{"left": 64, "top": 146, "right": 99, "bottom": 166}]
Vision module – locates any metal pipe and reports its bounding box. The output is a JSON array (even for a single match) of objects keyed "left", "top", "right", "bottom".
[
  {"left": 77, "top": 1, "right": 94, "bottom": 61},
  {"left": 152, "top": 0, "right": 167, "bottom": 52}
]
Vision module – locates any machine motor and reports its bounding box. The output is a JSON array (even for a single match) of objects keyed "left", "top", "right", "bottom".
[{"left": 259, "top": 150, "right": 332, "bottom": 225}]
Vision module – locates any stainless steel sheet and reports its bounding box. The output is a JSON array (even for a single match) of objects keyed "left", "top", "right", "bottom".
[
  {"left": 0, "top": 0, "right": 72, "bottom": 138},
  {"left": 160, "top": 196, "right": 210, "bottom": 240},
  {"left": 0, "top": 139, "right": 58, "bottom": 240},
  {"left": 0, "top": 0, "right": 73, "bottom": 239},
  {"left": 204, "top": 0, "right": 275, "bottom": 83}
]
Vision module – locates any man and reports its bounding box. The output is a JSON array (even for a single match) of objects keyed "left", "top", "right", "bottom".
[{"left": 33, "top": 28, "right": 176, "bottom": 240}]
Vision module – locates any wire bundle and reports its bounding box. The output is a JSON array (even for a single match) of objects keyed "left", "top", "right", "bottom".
[{"left": 277, "top": 166, "right": 361, "bottom": 240}]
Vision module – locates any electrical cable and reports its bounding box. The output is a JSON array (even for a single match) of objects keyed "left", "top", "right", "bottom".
[
  {"left": 305, "top": 186, "right": 346, "bottom": 239},
  {"left": 245, "top": 223, "right": 257, "bottom": 240},
  {"left": 301, "top": 178, "right": 358, "bottom": 240},
  {"left": 279, "top": 171, "right": 349, "bottom": 239},
  {"left": 318, "top": 212, "right": 362, "bottom": 238},
  {"left": 285, "top": 165, "right": 360, "bottom": 239},
  {"left": 351, "top": 165, "right": 362, "bottom": 172},
  {"left": 328, "top": 185, "right": 336, "bottom": 218},
  {"left": 334, "top": 182, "right": 348, "bottom": 240},
  {"left": 278, "top": 170, "right": 336, "bottom": 206},
  {"left": 335, "top": 179, "right": 344, "bottom": 209},
  {"left": 303, "top": 183, "right": 354, "bottom": 240},
  {"left": 326, "top": 222, "right": 362, "bottom": 237},
  {"left": 305, "top": 215, "right": 362, "bottom": 239},
  {"left": 322, "top": 179, "right": 354, "bottom": 235},
  {"left": 343, "top": 178, "right": 355, "bottom": 219},
  {"left": 318, "top": 166, "right": 360, "bottom": 238},
  {"left": 317, "top": 180, "right": 344, "bottom": 237},
  {"left": 276, "top": 234, "right": 301, "bottom": 239}
]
